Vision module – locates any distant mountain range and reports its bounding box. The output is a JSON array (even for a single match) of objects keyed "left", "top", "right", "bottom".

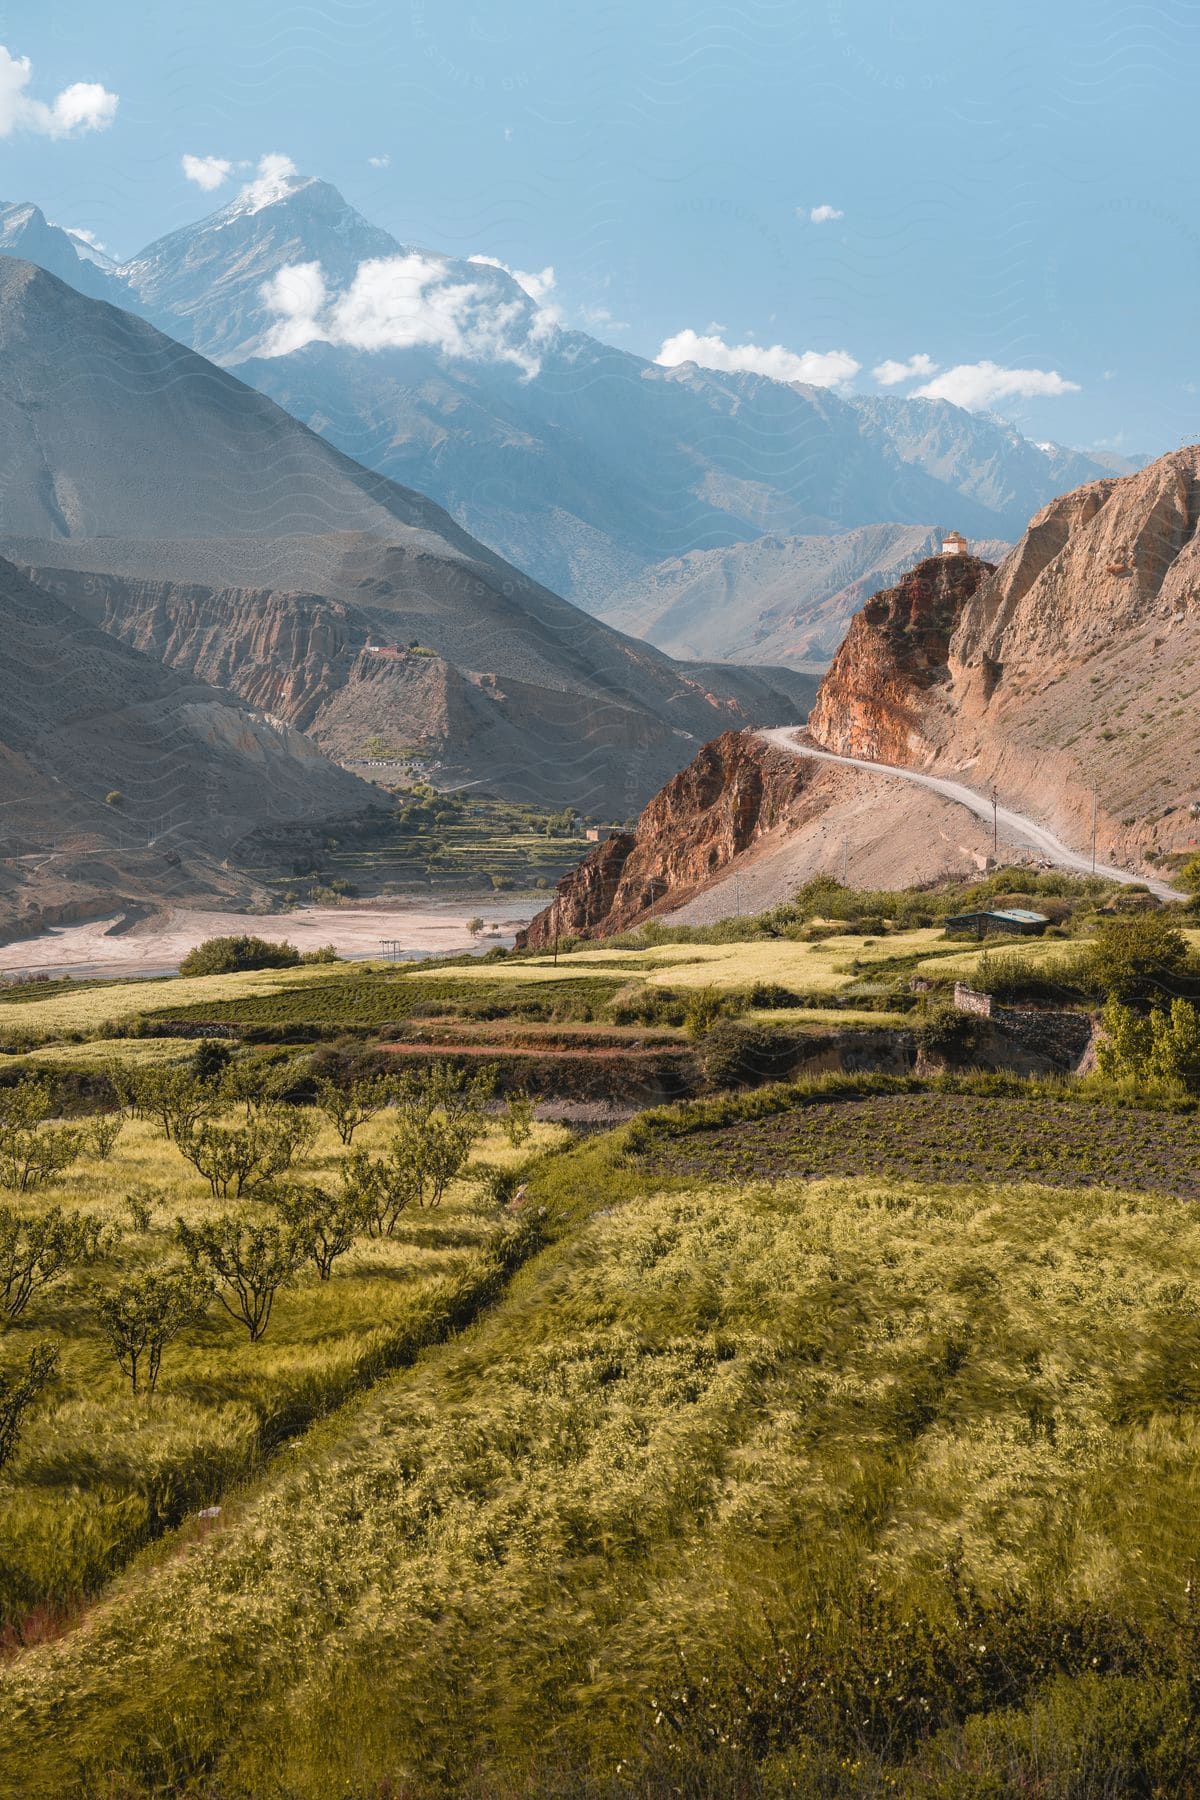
[
  {"left": 0, "top": 178, "right": 1148, "bottom": 644},
  {"left": 599, "top": 523, "right": 1014, "bottom": 665},
  {"left": 0, "top": 258, "right": 813, "bottom": 838}
]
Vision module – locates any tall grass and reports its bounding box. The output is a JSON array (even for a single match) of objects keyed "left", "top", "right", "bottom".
[{"left": 6, "top": 1132, "right": 1200, "bottom": 1796}]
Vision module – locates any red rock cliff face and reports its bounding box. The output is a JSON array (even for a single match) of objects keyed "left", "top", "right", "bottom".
[
  {"left": 806, "top": 554, "right": 994, "bottom": 761},
  {"left": 517, "top": 731, "right": 815, "bottom": 947}
]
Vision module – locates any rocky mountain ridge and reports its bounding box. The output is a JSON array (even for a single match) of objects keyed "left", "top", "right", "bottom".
[
  {"left": 517, "top": 732, "right": 815, "bottom": 948},
  {"left": 22, "top": 556, "right": 816, "bottom": 801},
  {"left": 805, "top": 554, "right": 997, "bottom": 762}
]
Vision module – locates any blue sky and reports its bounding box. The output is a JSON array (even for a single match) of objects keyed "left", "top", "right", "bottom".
[{"left": 3, "top": 0, "right": 1198, "bottom": 453}]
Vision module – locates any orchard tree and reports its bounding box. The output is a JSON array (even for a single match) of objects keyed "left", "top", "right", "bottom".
[
  {"left": 0, "top": 1205, "right": 109, "bottom": 1324},
  {"left": 503, "top": 1091, "right": 534, "bottom": 1149},
  {"left": 313, "top": 1075, "right": 394, "bottom": 1145},
  {"left": 270, "top": 1183, "right": 365, "bottom": 1279},
  {"left": 0, "top": 1080, "right": 85, "bottom": 1192},
  {"left": 176, "top": 1215, "right": 305, "bottom": 1340},
  {"left": 126, "top": 1067, "right": 217, "bottom": 1143},
  {"left": 96, "top": 1270, "right": 210, "bottom": 1395},
  {"left": 175, "top": 1108, "right": 316, "bottom": 1198},
  {"left": 0, "top": 1343, "right": 58, "bottom": 1473},
  {"left": 339, "top": 1146, "right": 418, "bottom": 1238}
]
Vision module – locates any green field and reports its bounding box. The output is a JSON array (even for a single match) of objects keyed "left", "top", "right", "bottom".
[
  {"left": 0, "top": 960, "right": 358, "bottom": 1039},
  {"left": 6, "top": 1120, "right": 1200, "bottom": 1796},
  {"left": 0, "top": 926, "right": 976, "bottom": 1048},
  {"left": 243, "top": 791, "right": 594, "bottom": 899}
]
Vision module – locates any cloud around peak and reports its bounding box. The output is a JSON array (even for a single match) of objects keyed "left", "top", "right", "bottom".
[
  {"left": 656, "top": 328, "right": 859, "bottom": 389},
  {"left": 468, "top": 254, "right": 559, "bottom": 314},
  {"left": 873, "top": 352, "right": 938, "bottom": 386},
  {"left": 258, "top": 250, "right": 558, "bottom": 377},
  {"left": 0, "top": 44, "right": 118, "bottom": 139},
  {"left": 182, "top": 154, "right": 233, "bottom": 192},
  {"left": 913, "top": 360, "right": 1081, "bottom": 409}
]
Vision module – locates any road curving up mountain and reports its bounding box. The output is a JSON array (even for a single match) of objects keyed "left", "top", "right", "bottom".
[{"left": 756, "top": 728, "right": 1182, "bottom": 903}]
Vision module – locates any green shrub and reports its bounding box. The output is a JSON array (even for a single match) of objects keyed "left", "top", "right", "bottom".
[
  {"left": 1082, "top": 912, "right": 1192, "bottom": 1000},
  {"left": 179, "top": 936, "right": 301, "bottom": 978},
  {"left": 1096, "top": 998, "right": 1200, "bottom": 1094},
  {"left": 741, "top": 980, "right": 803, "bottom": 1010},
  {"left": 683, "top": 986, "right": 726, "bottom": 1040},
  {"left": 914, "top": 1000, "right": 981, "bottom": 1056},
  {"left": 700, "top": 1021, "right": 799, "bottom": 1089}
]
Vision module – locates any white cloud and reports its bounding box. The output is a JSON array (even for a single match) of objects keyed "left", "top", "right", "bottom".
[
  {"left": 807, "top": 204, "right": 844, "bottom": 224},
  {"left": 580, "top": 302, "right": 629, "bottom": 333},
  {"left": 258, "top": 252, "right": 558, "bottom": 377},
  {"left": 872, "top": 352, "right": 938, "bottom": 386},
  {"left": 368, "top": 153, "right": 390, "bottom": 168},
  {"left": 65, "top": 226, "right": 108, "bottom": 253},
  {"left": 913, "top": 360, "right": 1080, "bottom": 410},
  {"left": 656, "top": 328, "right": 860, "bottom": 388},
  {"left": 0, "top": 45, "right": 118, "bottom": 138},
  {"left": 468, "top": 254, "right": 557, "bottom": 311},
  {"left": 235, "top": 153, "right": 301, "bottom": 213},
  {"left": 258, "top": 261, "right": 329, "bottom": 354},
  {"left": 182, "top": 153, "right": 233, "bottom": 192}
]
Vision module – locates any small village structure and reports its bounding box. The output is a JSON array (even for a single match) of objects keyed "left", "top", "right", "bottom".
[
  {"left": 941, "top": 529, "right": 969, "bottom": 556},
  {"left": 945, "top": 906, "right": 1050, "bottom": 940}
]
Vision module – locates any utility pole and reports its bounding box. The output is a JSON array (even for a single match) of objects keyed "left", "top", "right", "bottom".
[
  {"left": 841, "top": 837, "right": 849, "bottom": 886},
  {"left": 990, "top": 785, "right": 999, "bottom": 862},
  {"left": 734, "top": 869, "right": 742, "bottom": 916},
  {"left": 1091, "top": 781, "right": 1098, "bottom": 875}
]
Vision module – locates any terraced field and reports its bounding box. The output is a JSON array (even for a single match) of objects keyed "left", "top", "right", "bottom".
[{"left": 642, "top": 1090, "right": 1200, "bottom": 1198}]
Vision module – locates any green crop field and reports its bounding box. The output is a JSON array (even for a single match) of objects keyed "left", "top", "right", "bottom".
[
  {"left": 524, "top": 930, "right": 959, "bottom": 992},
  {"left": 10, "top": 1038, "right": 195, "bottom": 1072},
  {"left": 0, "top": 961, "right": 360, "bottom": 1039},
  {"left": 7, "top": 1115, "right": 1200, "bottom": 1798},
  {"left": 640, "top": 1088, "right": 1200, "bottom": 1198},
  {"left": 0, "top": 924, "right": 1121, "bottom": 1054}
]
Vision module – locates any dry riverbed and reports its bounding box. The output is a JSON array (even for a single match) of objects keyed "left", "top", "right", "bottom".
[{"left": 0, "top": 898, "right": 536, "bottom": 978}]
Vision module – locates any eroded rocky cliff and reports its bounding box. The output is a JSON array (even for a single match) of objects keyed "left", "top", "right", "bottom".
[
  {"left": 892, "top": 450, "right": 1200, "bottom": 866},
  {"left": 805, "top": 554, "right": 995, "bottom": 760},
  {"left": 21, "top": 555, "right": 815, "bottom": 815},
  {"left": 520, "top": 446, "right": 1200, "bottom": 941},
  {"left": 517, "top": 731, "right": 818, "bottom": 947}
]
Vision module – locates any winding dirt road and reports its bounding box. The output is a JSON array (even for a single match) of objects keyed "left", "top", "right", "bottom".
[{"left": 757, "top": 728, "right": 1181, "bottom": 903}]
